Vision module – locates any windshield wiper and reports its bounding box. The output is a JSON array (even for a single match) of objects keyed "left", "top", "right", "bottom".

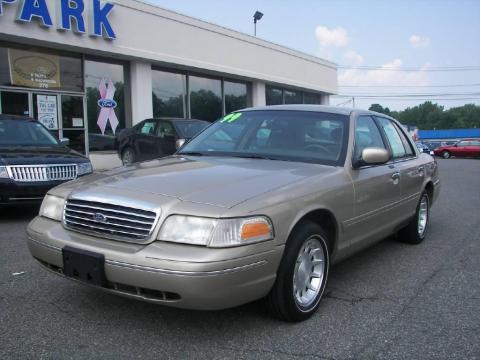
[
  {"left": 177, "top": 151, "right": 208, "bottom": 156},
  {"left": 230, "top": 153, "right": 280, "bottom": 161}
]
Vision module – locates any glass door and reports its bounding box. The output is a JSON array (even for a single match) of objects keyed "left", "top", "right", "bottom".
[
  {"left": 0, "top": 91, "right": 30, "bottom": 116},
  {"left": 60, "top": 95, "right": 87, "bottom": 154}
]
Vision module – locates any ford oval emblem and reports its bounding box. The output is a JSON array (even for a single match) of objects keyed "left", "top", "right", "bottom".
[
  {"left": 93, "top": 213, "right": 107, "bottom": 223},
  {"left": 97, "top": 99, "right": 117, "bottom": 109}
]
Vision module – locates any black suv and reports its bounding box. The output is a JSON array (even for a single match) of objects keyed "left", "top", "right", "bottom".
[
  {"left": 0, "top": 115, "right": 92, "bottom": 206},
  {"left": 116, "top": 118, "right": 210, "bottom": 165}
]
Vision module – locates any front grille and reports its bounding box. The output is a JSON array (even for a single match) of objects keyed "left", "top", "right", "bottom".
[
  {"left": 7, "top": 164, "right": 77, "bottom": 182},
  {"left": 64, "top": 199, "right": 158, "bottom": 241}
]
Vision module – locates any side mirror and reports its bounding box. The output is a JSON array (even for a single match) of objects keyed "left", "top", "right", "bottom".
[
  {"left": 454, "top": 144, "right": 458, "bottom": 147},
  {"left": 175, "top": 139, "right": 186, "bottom": 150},
  {"left": 353, "top": 147, "right": 390, "bottom": 168},
  {"left": 60, "top": 137, "right": 70, "bottom": 146}
]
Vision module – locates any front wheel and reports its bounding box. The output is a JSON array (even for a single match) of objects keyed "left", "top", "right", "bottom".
[
  {"left": 399, "top": 191, "right": 430, "bottom": 244},
  {"left": 266, "top": 221, "right": 330, "bottom": 322},
  {"left": 122, "top": 147, "right": 136, "bottom": 166},
  {"left": 442, "top": 151, "right": 451, "bottom": 159}
]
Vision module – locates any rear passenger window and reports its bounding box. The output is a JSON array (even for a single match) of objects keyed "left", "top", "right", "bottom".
[
  {"left": 375, "top": 117, "right": 407, "bottom": 158},
  {"left": 354, "top": 116, "right": 386, "bottom": 161},
  {"left": 140, "top": 121, "right": 156, "bottom": 135}
]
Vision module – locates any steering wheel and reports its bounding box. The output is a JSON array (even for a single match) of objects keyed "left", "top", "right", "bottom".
[{"left": 303, "top": 144, "right": 331, "bottom": 154}]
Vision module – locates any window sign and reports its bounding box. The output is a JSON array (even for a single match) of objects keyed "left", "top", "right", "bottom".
[
  {"left": 36, "top": 95, "right": 58, "bottom": 130},
  {"left": 96, "top": 78, "right": 119, "bottom": 135},
  {"left": 9, "top": 49, "right": 61, "bottom": 89}
]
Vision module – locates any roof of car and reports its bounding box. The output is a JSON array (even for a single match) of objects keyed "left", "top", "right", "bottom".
[
  {"left": 240, "top": 104, "right": 389, "bottom": 118},
  {"left": 0, "top": 114, "right": 34, "bottom": 121},
  {"left": 148, "top": 118, "right": 209, "bottom": 122}
]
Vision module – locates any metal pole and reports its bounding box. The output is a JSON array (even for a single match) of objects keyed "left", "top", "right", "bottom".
[
  {"left": 352, "top": 97, "right": 355, "bottom": 108},
  {"left": 254, "top": 21, "right": 257, "bottom": 36}
]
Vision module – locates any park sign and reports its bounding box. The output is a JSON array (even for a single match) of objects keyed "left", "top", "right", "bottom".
[{"left": 0, "top": 0, "right": 116, "bottom": 40}]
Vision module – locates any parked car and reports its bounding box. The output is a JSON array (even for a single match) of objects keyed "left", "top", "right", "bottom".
[
  {"left": 27, "top": 105, "right": 440, "bottom": 322},
  {"left": 415, "top": 141, "right": 433, "bottom": 155},
  {"left": 116, "top": 118, "right": 210, "bottom": 165},
  {"left": 433, "top": 139, "right": 480, "bottom": 159},
  {"left": 0, "top": 115, "right": 92, "bottom": 206}
]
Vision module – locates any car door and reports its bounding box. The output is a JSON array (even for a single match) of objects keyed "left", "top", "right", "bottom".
[
  {"left": 156, "top": 120, "right": 177, "bottom": 157},
  {"left": 346, "top": 115, "right": 402, "bottom": 251},
  {"left": 135, "top": 119, "right": 158, "bottom": 161},
  {"left": 452, "top": 140, "right": 469, "bottom": 157},
  {"left": 375, "top": 116, "right": 424, "bottom": 219},
  {"left": 470, "top": 140, "right": 480, "bottom": 157}
]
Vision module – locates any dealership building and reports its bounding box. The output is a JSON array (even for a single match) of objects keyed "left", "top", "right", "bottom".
[{"left": 0, "top": 0, "right": 337, "bottom": 155}]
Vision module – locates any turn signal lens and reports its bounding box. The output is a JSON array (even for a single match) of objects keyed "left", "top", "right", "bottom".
[
  {"left": 241, "top": 222, "right": 272, "bottom": 241},
  {"left": 209, "top": 216, "right": 273, "bottom": 247}
]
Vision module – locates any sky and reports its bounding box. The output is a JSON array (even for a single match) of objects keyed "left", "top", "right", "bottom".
[{"left": 143, "top": 0, "right": 480, "bottom": 111}]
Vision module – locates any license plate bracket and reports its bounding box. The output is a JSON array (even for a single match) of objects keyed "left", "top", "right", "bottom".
[{"left": 62, "top": 246, "right": 107, "bottom": 287}]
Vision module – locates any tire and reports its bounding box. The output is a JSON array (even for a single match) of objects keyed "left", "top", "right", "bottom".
[
  {"left": 442, "top": 151, "right": 451, "bottom": 159},
  {"left": 266, "top": 221, "right": 330, "bottom": 322},
  {"left": 399, "top": 191, "right": 430, "bottom": 244},
  {"left": 122, "top": 147, "right": 136, "bottom": 166}
]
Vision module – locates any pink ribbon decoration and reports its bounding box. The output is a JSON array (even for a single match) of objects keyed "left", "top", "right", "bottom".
[{"left": 97, "top": 78, "right": 119, "bottom": 135}]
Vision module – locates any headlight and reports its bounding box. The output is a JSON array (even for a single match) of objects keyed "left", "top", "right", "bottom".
[
  {"left": 0, "top": 166, "right": 9, "bottom": 179},
  {"left": 157, "top": 215, "right": 274, "bottom": 247},
  {"left": 77, "top": 162, "right": 93, "bottom": 176},
  {"left": 39, "top": 195, "right": 65, "bottom": 221}
]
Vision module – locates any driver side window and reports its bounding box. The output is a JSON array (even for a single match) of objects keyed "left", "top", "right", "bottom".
[{"left": 354, "top": 116, "right": 386, "bottom": 162}]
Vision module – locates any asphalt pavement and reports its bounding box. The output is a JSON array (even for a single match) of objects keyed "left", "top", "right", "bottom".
[{"left": 1, "top": 158, "right": 479, "bottom": 359}]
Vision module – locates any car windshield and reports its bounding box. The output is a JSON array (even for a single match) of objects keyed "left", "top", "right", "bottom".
[
  {"left": 178, "top": 110, "right": 349, "bottom": 166},
  {"left": 175, "top": 121, "right": 210, "bottom": 138},
  {"left": 0, "top": 119, "right": 60, "bottom": 146}
]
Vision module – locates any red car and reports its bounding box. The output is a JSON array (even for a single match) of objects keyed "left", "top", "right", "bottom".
[{"left": 433, "top": 139, "right": 480, "bottom": 159}]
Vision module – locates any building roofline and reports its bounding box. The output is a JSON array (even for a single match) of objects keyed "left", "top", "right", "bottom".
[{"left": 124, "top": 0, "right": 337, "bottom": 70}]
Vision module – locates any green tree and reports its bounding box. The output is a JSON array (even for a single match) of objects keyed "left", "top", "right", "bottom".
[{"left": 369, "top": 101, "right": 479, "bottom": 130}]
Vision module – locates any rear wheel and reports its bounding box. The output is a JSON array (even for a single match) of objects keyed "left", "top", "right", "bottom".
[
  {"left": 442, "top": 151, "right": 451, "bottom": 159},
  {"left": 122, "top": 147, "right": 136, "bottom": 166},
  {"left": 266, "top": 221, "right": 330, "bottom": 322},
  {"left": 399, "top": 191, "right": 430, "bottom": 244}
]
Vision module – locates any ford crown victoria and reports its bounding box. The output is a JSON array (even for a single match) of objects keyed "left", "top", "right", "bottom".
[{"left": 27, "top": 105, "right": 440, "bottom": 322}]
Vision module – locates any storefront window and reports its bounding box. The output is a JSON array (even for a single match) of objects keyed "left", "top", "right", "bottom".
[
  {"left": 85, "top": 60, "right": 126, "bottom": 151},
  {"left": 284, "top": 89, "right": 302, "bottom": 104},
  {"left": 152, "top": 70, "right": 186, "bottom": 118},
  {"left": 0, "top": 45, "right": 82, "bottom": 92},
  {"left": 304, "top": 92, "right": 322, "bottom": 104},
  {"left": 189, "top": 75, "right": 222, "bottom": 121},
  {"left": 224, "top": 81, "right": 248, "bottom": 114},
  {"left": 266, "top": 85, "right": 283, "bottom": 105}
]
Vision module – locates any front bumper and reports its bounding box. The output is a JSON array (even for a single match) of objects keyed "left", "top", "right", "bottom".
[
  {"left": 27, "top": 216, "right": 284, "bottom": 310},
  {"left": 0, "top": 179, "right": 64, "bottom": 205}
]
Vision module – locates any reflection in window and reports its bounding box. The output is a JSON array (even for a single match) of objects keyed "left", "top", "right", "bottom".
[
  {"left": 85, "top": 60, "right": 126, "bottom": 152},
  {"left": 266, "top": 85, "right": 283, "bottom": 105},
  {"left": 304, "top": 92, "right": 322, "bottom": 104},
  {"left": 266, "top": 86, "right": 323, "bottom": 105},
  {"left": 284, "top": 90, "right": 302, "bottom": 104},
  {"left": 189, "top": 76, "right": 222, "bottom": 121},
  {"left": 152, "top": 70, "right": 186, "bottom": 118},
  {"left": 224, "top": 81, "right": 247, "bottom": 114}
]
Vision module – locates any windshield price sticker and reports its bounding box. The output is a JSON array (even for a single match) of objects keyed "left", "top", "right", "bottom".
[{"left": 221, "top": 113, "right": 242, "bottom": 123}]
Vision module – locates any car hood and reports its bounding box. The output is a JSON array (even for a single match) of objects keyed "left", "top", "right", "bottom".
[
  {"left": 70, "top": 156, "right": 334, "bottom": 209},
  {"left": 0, "top": 146, "right": 87, "bottom": 166}
]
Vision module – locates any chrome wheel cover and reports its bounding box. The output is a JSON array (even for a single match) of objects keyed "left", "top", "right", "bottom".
[
  {"left": 122, "top": 150, "right": 134, "bottom": 165},
  {"left": 293, "top": 236, "right": 325, "bottom": 308},
  {"left": 417, "top": 195, "right": 429, "bottom": 237}
]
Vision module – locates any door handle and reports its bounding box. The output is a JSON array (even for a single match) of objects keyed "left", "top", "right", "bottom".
[
  {"left": 391, "top": 172, "right": 400, "bottom": 180},
  {"left": 391, "top": 172, "right": 400, "bottom": 184}
]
